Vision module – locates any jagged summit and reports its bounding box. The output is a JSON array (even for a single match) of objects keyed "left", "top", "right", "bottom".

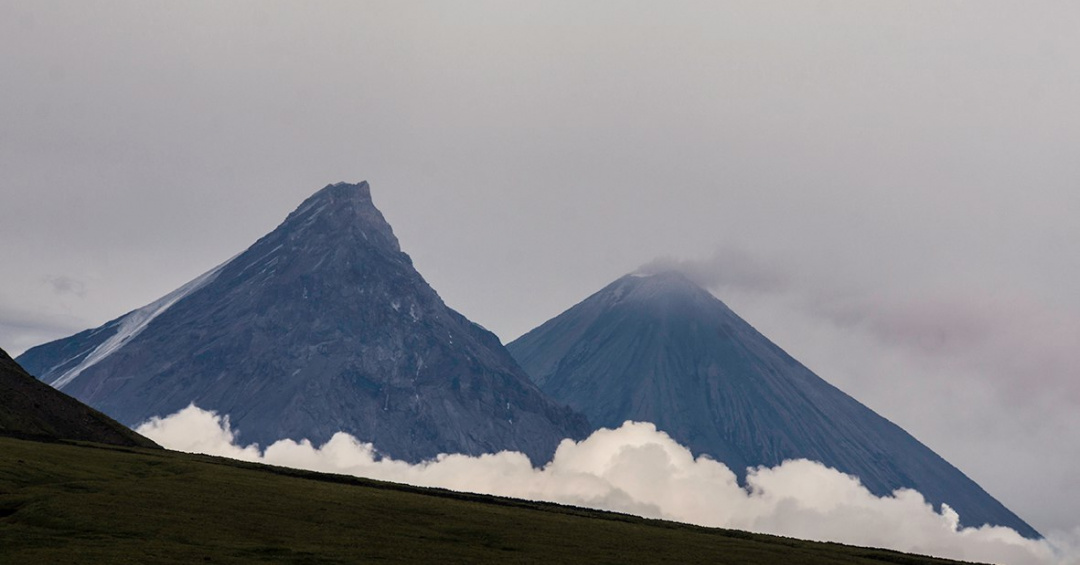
[
  {"left": 304, "top": 180, "right": 373, "bottom": 205},
  {"left": 508, "top": 270, "right": 1040, "bottom": 538},
  {"left": 329, "top": 179, "right": 371, "bottom": 194},
  {"left": 19, "top": 181, "right": 588, "bottom": 463},
  {"left": 287, "top": 182, "right": 374, "bottom": 222},
  {"left": 277, "top": 180, "right": 402, "bottom": 255}
]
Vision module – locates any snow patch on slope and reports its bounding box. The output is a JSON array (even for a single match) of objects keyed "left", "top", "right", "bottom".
[{"left": 49, "top": 260, "right": 231, "bottom": 390}]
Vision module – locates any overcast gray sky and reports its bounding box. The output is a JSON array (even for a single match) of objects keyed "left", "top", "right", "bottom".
[{"left": 2, "top": 1, "right": 1078, "bottom": 537}]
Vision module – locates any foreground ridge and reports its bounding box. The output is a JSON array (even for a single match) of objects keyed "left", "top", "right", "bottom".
[
  {"left": 0, "top": 437, "right": 985, "bottom": 565},
  {"left": 0, "top": 347, "right": 157, "bottom": 448}
]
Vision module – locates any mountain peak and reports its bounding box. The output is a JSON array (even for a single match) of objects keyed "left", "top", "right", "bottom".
[
  {"left": 18, "top": 180, "right": 589, "bottom": 464},
  {"left": 623, "top": 269, "right": 701, "bottom": 292},
  {"left": 279, "top": 180, "right": 401, "bottom": 254},
  {"left": 291, "top": 180, "right": 373, "bottom": 213},
  {"left": 320, "top": 180, "right": 372, "bottom": 200},
  {"left": 604, "top": 269, "right": 728, "bottom": 314},
  {"left": 508, "top": 272, "right": 1041, "bottom": 539}
]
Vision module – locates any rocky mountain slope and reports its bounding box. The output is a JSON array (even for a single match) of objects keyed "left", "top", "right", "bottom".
[
  {"left": 507, "top": 271, "right": 1038, "bottom": 538},
  {"left": 18, "top": 181, "right": 587, "bottom": 463}
]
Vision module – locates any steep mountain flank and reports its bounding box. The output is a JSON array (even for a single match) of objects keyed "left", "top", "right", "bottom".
[
  {"left": 508, "top": 271, "right": 1038, "bottom": 538},
  {"left": 19, "top": 182, "right": 587, "bottom": 463}
]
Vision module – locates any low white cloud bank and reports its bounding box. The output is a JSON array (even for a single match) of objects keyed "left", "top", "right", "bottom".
[{"left": 137, "top": 405, "right": 1078, "bottom": 565}]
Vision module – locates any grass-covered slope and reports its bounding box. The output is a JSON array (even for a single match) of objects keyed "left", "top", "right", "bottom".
[
  {"left": 0, "top": 348, "right": 157, "bottom": 449},
  {"left": 0, "top": 437, "right": 981, "bottom": 565}
]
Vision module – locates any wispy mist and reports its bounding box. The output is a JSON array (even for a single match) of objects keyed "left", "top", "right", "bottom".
[
  {"left": 646, "top": 249, "right": 1080, "bottom": 533},
  {"left": 138, "top": 405, "right": 1079, "bottom": 565}
]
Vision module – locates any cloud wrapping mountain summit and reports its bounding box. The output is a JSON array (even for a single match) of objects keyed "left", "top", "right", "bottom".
[{"left": 507, "top": 271, "right": 1039, "bottom": 538}]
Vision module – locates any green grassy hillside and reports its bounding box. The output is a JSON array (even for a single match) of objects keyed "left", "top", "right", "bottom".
[
  {"left": 0, "top": 437, "right": 981, "bottom": 564},
  {"left": 0, "top": 348, "right": 158, "bottom": 449}
]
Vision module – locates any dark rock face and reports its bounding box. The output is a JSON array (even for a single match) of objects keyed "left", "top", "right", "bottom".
[
  {"left": 507, "top": 271, "right": 1039, "bottom": 538},
  {"left": 19, "top": 182, "right": 588, "bottom": 463},
  {"left": 0, "top": 347, "right": 158, "bottom": 448}
]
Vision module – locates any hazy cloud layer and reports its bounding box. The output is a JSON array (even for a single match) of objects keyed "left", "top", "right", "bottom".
[
  {"left": 138, "top": 405, "right": 1079, "bottom": 565},
  {"left": 43, "top": 275, "right": 87, "bottom": 298},
  {"left": 657, "top": 251, "right": 1080, "bottom": 400},
  {"left": 2, "top": 0, "right": 1077, "bottom": 538},
  {"left": 659, "top": 250, "right": 1080, "bottom": 533},
  {"left": 0, "top": 304, "right": 89, "bottom": 358},
  {"left": 640, "top": 249, "right": 791, "bottom": 293}
]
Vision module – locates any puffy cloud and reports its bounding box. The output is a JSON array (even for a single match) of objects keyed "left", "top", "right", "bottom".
[
  {"left": 137, "top": 405, "right": 1077, "bottom": 565},
  {"left": 136, "top": 403, "right": 263, "bottom": 462}
]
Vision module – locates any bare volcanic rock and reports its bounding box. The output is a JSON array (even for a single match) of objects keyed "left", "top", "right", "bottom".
[
  {"left": 507, "top": 271, "right": 1039, "bottom": 538},
  {"left": 19, "top": 182, "right": 588, "bottom": 463}
]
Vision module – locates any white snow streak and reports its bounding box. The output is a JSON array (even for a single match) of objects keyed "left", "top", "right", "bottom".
[{"left": 49, "top": 259, "right": 231, "bottom": 390}]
